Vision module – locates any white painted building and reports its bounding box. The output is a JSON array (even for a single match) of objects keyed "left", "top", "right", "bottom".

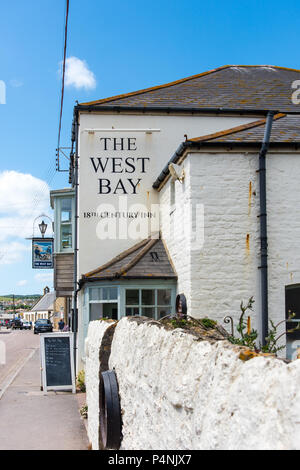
[
  {"left": 50, "top": 65, "right": 300, "bottom": 365},
  {"left": 24, "top": 288, "right": 55, "bottom": 324}
]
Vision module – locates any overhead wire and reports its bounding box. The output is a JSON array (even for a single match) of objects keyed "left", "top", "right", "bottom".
[
  {"left": 56, "top": 0, "right": 70, "bottom": 172},
  {"left": 0, "top": 1, "right": 70, "bottom": 263}
]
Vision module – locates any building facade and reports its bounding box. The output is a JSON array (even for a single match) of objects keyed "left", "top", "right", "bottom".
[{"left": 51, "top": 65, "right": 300, "bottom": 365}]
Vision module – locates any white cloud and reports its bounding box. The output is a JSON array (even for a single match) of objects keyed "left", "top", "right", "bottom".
[
  {"left": 17, "top": 280, "right": 28, "bottom": 286},
  {"left": 0, "top": 170, "right": 49, "bottom": 216},
  {"left": 0, "top": 170, "right": 51, "bottom": 264},
  {"left": 34, "top": 272, "right": 53, "bottom": 285},
  {"left": 64, "top": 56, "right": 96, "bottom": 90},
  {"left": 0, "top": 241, "right": 30, "bottom": 265}
]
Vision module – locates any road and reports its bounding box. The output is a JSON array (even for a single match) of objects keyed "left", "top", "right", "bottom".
[
  {"left": 0, "top": 328, "right": 39, "bottom": 397},
  {"left": 0, "top": 329, "right": 88, "bottom": 450}
]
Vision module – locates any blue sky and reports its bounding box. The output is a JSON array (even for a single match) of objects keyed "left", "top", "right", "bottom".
[{"left": 0, "top": 0, "right": 299, "bottom": 295}]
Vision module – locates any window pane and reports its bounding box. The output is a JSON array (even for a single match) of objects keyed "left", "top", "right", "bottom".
[
  {"left": 141, "top": 307, "right": 155, "bottom": 318},
  {"left": 61, "top": 224, "right": 72, "bottom": 249},
  {"left": 157, "top": 306, "right": 172, "bottom": 319},
  {"left": 90, "top": 288, "right": 100, "bottom": 301},
  {"left": 90, "top": 303, "right": 103, "bottom": 321},
  {"left": 126, "top": 289, "right": 139, "bottom": 305},
  {"left": 126, "top": 307, "right": 139, "bottom": 316},
  {"left": 142, "top": 289, "right": 155, "bottom": 305},
  {"left": 157, "top": 289, "right": 172, "bottom": 305},
  {"left": 61, "top": 198, "right": 72, "bottom": 222},
  {"left": 102, "top": 287, "right": 108, "bottom": 300},
  {"left": 103, "top": 303, "right": 118, "bottom": 320},
  {"left": 109, "top": 287, "right": 118, "bottom": 300}
]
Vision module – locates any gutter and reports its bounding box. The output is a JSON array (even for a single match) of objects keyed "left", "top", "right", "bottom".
[
  {"left": 152, "top": 141, "right": 300, "bottom": 190},
  {"left": 75, "top": 104, "right": 279, "bottom": 116},
  {"left": 258, "top": 111, "right": 275, "bottom": 345}
]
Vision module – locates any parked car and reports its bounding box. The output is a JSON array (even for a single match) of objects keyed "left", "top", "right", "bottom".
[
  {"left": 21, "top": 321, "right": 32, "bottom": 330},
  {"left": 34, "top": 319, "right": 53, "bottom": 334},
  {"left": 12, "top": 319, "right": 23, "bottom": 330}
]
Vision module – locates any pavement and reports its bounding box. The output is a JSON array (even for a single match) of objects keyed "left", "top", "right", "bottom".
[{"left": 0, "top": 330, "right": 89, "bottom": 450}]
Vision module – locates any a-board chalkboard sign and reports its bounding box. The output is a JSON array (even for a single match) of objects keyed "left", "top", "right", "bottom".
[{"left": 40, "top": 333, "right": 75, "bottom": 393}]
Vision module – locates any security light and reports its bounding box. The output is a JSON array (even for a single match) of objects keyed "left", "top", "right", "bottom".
[{"left": 168, "top": 163, "right": 185, "bottom": 183}]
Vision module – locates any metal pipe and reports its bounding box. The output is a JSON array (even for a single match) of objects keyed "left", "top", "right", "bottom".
[
  {"left": 258, "top": 111, "right": 275, "bottom": 345},
  {"left": 72, "top": 108, "right": 79, "bottom": 373}
]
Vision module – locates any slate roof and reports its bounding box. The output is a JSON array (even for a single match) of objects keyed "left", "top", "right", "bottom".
[
  {"left": 153, "top": 113, "right": 300, "bottom": 190},
  {"left": 82, "top": 238, "right": 177, "bottom": 281},
  {"left": 31, "top": 292, "right": 55, "bottom": 312},
  {"left": 80, "top": 65, "right": 300, "bottom": 113},
  {"left": 189, "top": 113, "right": 300, "bottom": 143}
]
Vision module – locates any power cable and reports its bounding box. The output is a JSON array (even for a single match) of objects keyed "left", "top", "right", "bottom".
[{"left": 56, "top": 0, "right": 70, "bottom": 172}]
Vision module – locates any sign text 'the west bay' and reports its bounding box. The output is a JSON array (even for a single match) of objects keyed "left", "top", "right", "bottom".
[{"left": 90, "top": 137, "right": 150, "bottom": 195}]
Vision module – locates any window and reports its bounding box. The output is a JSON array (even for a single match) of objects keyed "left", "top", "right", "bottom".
[
  {"left": 51, "top": 191, "right": 75, "bottom": 253},
  {"left": 89, "top": 286, "right": 119, "bottom": 321},
  {"left": 125, "top": 288, "right": 173, "bottom": 320},
  {"left": 84, "top": 283, "right": 176, "bottom": 327},
  {"left": 60, "top": 198, "right": 72, "bottom": 251}
]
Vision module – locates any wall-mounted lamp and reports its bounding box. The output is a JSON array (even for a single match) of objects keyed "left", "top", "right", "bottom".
[{"left": 38, "top": 220, "right": 48, "bottom": 238}]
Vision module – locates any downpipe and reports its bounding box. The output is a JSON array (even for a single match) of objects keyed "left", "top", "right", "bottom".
[
  {"left": 72, "top": 108, "right": 79, "bottom": 374},
  {"left": 258, "top": 111, "right": 275, "bottom": 346}
]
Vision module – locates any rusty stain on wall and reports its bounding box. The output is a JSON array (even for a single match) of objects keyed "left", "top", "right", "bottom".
[{"left": 246, "top": 233, "right": 250, "bottom": 255}]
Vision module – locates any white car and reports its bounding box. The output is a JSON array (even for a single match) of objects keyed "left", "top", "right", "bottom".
[{"left": 21, "top": 321, "right": 32, "bottom": 330}]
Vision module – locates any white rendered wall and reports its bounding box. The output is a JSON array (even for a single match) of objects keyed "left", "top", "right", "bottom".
[
  {"left": 159, "top": 158, "right": 193, "bottom": 309},
  {"left": 267, "top": 153, "right": 300, "bottom": 332},
  {"left": 77, "top": 113, "right": 257, "bottom": 276},
  {"left": 160, "top": 150, "right": 300, "bottom": 340},
  {"left": 106, "top": 317, "right": 300, "bottom": 450}
]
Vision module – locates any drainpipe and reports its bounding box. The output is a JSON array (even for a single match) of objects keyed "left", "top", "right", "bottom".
[
  {"left": 72, "top": 108, "right": 79, "bottom": 373},
  {"left": 258, "top": 110, "right": 275, "bottom": 346}
]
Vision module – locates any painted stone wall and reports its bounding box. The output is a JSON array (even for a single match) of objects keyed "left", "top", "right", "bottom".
[
  {"left": 86, "top": 317, "right": 300, "bottom": 450},
  {"left": 159, "top": 158, "right": 193, "bottom": 307},
  {"left": 85, "top": 319, "right": 117, "bottom": 450},
  {"left": 159, "top": 150, "right": 300, "bottom": 346}
]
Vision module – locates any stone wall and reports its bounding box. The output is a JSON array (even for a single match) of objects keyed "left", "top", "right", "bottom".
[
  {"left": 86, "top": 316, "right": 300, "bottom": 450},
  {"left": 85, "top": 319, "right": 117, "bottom": 450}
]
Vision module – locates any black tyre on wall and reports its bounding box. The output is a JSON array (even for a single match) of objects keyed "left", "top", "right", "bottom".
[{"left": 99, "top": 370, "right": 122, "bottom": 450}]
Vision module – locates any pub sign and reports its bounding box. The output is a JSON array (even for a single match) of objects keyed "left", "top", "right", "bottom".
[{"left": 32, "top": 238, "right": 54, "bottom": 269}]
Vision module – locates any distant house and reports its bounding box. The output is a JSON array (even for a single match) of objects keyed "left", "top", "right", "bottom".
[{"left": 24, "top": 287, "right": 55, "bottom": 323}]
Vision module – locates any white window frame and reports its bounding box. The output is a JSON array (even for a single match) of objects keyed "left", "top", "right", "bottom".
[{"left": 53, "top": 195, "right": 75, "bottom": 253}]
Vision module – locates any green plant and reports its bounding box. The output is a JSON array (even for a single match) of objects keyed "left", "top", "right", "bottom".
[
  {"left": 80, "top": 404, "right": 88, "bottom": 419},
  {"left": 228, "top": 297, "right": 300, "bottom": 355},
  {"left": 261, "top": 312, "right": 300, "bottom": 354},
  {"left": 76, "top": 370, "right": 86, "bottom": 392},
  {"left": 170, "top": 317, "right": 188, "bottom": 329},
  {"left": 199, "top": 318, "right": 217, "bottom": 329},
  {"left": 228, "top": 297, "right": 258, "bottom": 350}
]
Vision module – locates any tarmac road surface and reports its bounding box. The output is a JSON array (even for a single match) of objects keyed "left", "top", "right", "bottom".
[
  {"left": 0, "top": 329, "right": 39, "bottom": 397},
  {"left": 0, "top": 330, "right": 88, "bottom": 450}
]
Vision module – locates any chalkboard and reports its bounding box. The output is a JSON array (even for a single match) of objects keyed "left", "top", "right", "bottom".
[{"left": 40, "top": 333, "right": 75, "bottom": 393}]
